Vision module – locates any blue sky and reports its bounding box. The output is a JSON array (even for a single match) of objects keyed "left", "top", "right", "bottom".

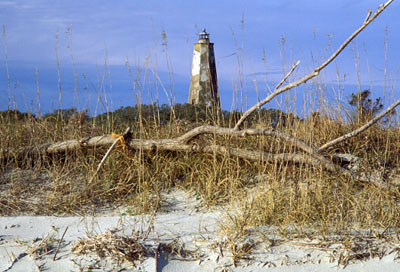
[{"left": 0, "top": 0, "right": 399, "bottom": 115}]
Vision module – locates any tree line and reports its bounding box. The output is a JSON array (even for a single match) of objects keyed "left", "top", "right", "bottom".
[{"left": 0, "top": 90, "right": 394, "bottom": 127}]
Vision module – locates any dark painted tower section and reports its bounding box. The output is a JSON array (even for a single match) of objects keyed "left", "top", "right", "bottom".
[{"left": 188, "top": 29, "right": 220, "bottom": 108}]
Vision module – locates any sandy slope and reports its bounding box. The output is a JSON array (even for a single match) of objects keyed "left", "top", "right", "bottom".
[{"left": 1, "top": 189, "right": 400, "bottom": 271}]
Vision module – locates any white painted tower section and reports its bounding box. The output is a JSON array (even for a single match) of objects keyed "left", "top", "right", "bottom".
[{"left": 188, "top": 29, "right": 220, "bottom": 108}]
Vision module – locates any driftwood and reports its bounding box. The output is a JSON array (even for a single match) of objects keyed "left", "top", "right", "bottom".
[
  {"left": 0, "top": 1, "right": 397, "bottom": 190},
  {"left": 0, "top": 123, "right": 396, "bottom": 189}
]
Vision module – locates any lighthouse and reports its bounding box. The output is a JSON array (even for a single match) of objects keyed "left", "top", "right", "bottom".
[{"left": 188, "top": 29, "right": 220, "bottom": 108}]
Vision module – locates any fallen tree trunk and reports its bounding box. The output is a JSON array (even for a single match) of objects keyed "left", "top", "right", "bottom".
[
  {"left": 1, "top": 0, "right": 396, "bottom": 191},
  {"left": 0, "top": 126, "right": 344, "bottom": 173},
  {"left": 1, "top": 125, "right": 395, "bottom": 189},
  {"left": 0, "top": 126, "right": 332, "bottom": 167}
]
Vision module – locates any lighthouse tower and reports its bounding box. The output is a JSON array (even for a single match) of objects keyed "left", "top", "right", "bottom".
[{"left": 188, "top": 29, "right": 220, "bottom": 108}]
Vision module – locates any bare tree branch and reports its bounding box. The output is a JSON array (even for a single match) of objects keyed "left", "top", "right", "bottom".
[
  {"left": 233, "top": 0, "right": 393, "bottom": 130},
  {"left": 319, "top": 97, "right": 400, "bottom": 152},
  {"left": 275, "top": 60, "right": 300, "bottom": 90},
  {"left": 233, "top": 61, "right": 300, "bottom": 130}
]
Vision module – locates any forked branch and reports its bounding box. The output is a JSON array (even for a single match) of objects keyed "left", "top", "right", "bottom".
[{"left": 233, "top": 0, "right": 393, "bottom": 130}]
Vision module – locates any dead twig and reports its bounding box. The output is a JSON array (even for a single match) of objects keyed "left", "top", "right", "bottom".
[
  {"left": 88, "top": 127, "right": 131, "bottom": 183},
  {"left": 275, "top": 60, "right": 300, "bottom": 90},
  {"left": 3, "top": 252, "right": 27, "bottom": 272},
  {"left": 53, "top": 226, "right": 69, "bottom": 261}
]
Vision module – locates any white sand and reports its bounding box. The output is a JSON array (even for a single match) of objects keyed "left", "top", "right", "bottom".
[{"left": 1, "top": 189, "right": 400, "bottom": 271}]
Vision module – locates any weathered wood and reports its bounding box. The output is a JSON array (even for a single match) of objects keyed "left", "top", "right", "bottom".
[
  {"left": 1, "top": 123, "right": 396, "bottom": 189},
  {"left": 0, "top": 125, "right": 333, "bottom": 169},
  {"left": 233, "top": 0, "right": 393, "bottom": 130}
]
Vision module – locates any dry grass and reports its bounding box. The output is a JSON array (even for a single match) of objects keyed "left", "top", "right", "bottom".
[
  {"left": 72, "top": 230, "right": 148, "bottom": 267},
  {"left": 27, "top": 233, "right": 58, "bottom": 260},
  {"left": 1, "top": 111, "right": 400, "bottom": 236},
  {"left": 71, "top": 226, "right": 197, "bottom": 268}
]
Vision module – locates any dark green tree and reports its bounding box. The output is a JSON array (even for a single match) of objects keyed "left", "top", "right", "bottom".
[{"left": 348, "top": 90, "right": 393, "bottom": 123}]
